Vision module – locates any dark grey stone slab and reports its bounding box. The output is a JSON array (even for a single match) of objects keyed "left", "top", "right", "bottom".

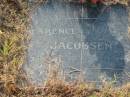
[{"left": 25, "top": 0, "right": 130, "bottom": 85}]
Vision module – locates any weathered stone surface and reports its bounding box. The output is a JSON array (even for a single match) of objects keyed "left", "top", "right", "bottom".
[{"left": 25, "top": 0, "right": 130, "bottom": 85}]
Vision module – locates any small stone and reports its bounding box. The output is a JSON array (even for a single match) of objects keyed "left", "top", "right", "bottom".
[{"left": 0, "top": 30, "right": 3, "bottom": 34}]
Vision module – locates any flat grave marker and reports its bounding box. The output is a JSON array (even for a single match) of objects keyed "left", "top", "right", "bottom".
[{"left": 25, "top": 0, "right": 130, "bottom": 85}]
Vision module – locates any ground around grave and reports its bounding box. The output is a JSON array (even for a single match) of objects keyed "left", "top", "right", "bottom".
[{"left": 0, "top": 0, "right": 130, "bottom": 97}]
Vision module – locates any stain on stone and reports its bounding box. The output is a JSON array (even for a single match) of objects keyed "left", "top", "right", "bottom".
[{"left": 79, "top": 5, "right": 127, "bottom": 81}]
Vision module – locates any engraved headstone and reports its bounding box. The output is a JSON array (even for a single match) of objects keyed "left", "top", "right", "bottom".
[{"left": 25, "top": 0, "right": 130, "bottom": 85}]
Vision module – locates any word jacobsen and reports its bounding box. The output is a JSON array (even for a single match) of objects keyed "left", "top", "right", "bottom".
[{"left": 50, "top": 41, "right": 112, "bottom": 50}]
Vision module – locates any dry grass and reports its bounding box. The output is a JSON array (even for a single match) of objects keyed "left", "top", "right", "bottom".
[
  {"left": 0, "top": 0, "right": 30, "bottom": 96},
  {"left": 6, "top": 55, "right": 128, "bottom": 97},
  {"left": 5, "top": 69, "right": 130, "bottom": 97},
  {"left": 0, "top": 0, "right": 130, "bottom": 97}
]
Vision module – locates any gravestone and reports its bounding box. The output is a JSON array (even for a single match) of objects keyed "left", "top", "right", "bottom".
[{"left": 25, "top": 0, "right": 130, "bottom": 85}]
